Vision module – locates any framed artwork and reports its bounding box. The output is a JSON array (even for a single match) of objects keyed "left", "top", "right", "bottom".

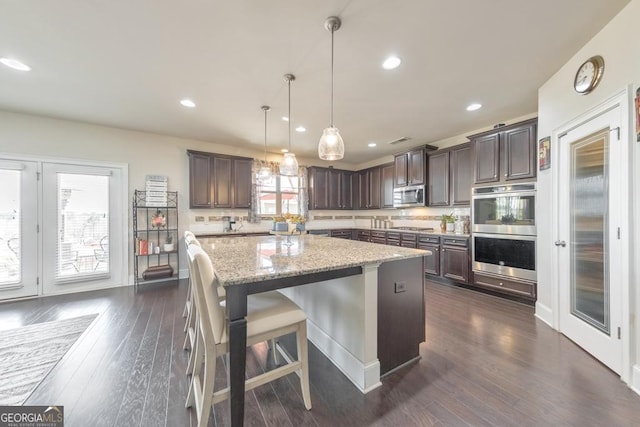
[
  {"left": 635, "top": 87, "right": 640, "bottom": 142},
  {"left": 539, "top": 136, "right": 551, "bottom": 170}
]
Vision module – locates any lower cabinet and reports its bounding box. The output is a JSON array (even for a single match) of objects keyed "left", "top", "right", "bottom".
[
  {"left": 330, "top": 229, "right": 353, "bottom": 239},
  {"left": 419, "top": 235, "right": 470, "bottom": 284},
  {"left": 418, "top": 235, "right": 440, "bottom": 276},
  {"left": 472, "top": 271, "right": 537, "bottom": 300}
]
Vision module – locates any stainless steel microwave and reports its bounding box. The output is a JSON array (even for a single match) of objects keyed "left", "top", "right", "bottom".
[{"left": 393, "top": 185, "right": 425, "bottom": 208}]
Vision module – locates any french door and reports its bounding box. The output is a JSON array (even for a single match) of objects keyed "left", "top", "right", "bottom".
[
  {"left": 557, "top": 103, "right": 626, "bottom": 374},
  {"left": 0, "top": 157, "right": 126, "bottom": 301},
  {"left": 0, "top": 160, "right": 38, "bottom": 299}
]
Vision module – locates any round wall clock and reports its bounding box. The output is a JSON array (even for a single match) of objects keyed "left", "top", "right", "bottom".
[{"left": 573, "top": 55, "right": 604, "bottom": 95}]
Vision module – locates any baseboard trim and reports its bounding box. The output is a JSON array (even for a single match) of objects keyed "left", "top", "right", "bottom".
[
  {"left": 632, "top": 365, "right": 640, "bottom": 396},
  {"left": 535, "top": 301, "right": 554, "bottom": 328},
  {"left": 306, "top": 320, "right": 381, "bottom": 393}
]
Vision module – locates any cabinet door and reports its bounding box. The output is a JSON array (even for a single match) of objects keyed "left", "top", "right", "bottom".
[
  {"left": 418, "top": 243, "right": 440, "bottom": 275},
  {"left": 356, "top": 170, "right": 369, "bottom": 209},
  {"left": 428, "top": 151, "right": 450, "bottom": 206},
  {"left": 188, "top": 152, "right": 212, "bottom": 208},
  {"left": 369, "top": 167, "right": 381, "bottom": 209},
  {"left": 340, "top": 171, "right": 353, "bottom": 209},
  {"left": 451, "top": 144, "right": 472, "bottom": 205},
  {"left": 394, "top": 154, "right": 408, "bottom": 187},
  {"left": 441, "top": 246, "right": 469, "bottom": 283},
  {"left": 503, "top": 123, "right": 536, "bottom": 181},
  {"left": 326, "top": 169, "right": 341, "bottom": 209},
  {"left": 381, "top": 163, "right": 395, "bottom": 208},
  {"left": 309, "top": 168, "right": 330, "bottom": 210},
  {"left": 233, "top": 158, "right": 252, "bottom": 208},
  {"left": 213, "top": 156, "right": 232, "bottom": 208},
  {"left": 473, "top": 133, "right": 500, "bottom": 184},
  {"left": 408, "top": 149, "right": 425, "bottom": 185}
]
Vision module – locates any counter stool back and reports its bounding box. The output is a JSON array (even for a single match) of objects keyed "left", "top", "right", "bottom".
[{"left": 185, "top": 245, "right": 311, "bottom": 427}]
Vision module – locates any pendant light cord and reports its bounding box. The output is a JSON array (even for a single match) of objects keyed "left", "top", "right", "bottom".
[
  {"left": 288, "top": 78, "right": 292, "bottom": 151},
  {"left": 330, "top": 25, "right": 335, "bottom": 128},
  {"left": 263, "top": 108, "right": 268, "bottom": 161}
]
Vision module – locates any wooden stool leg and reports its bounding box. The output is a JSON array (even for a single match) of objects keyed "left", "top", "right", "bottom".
[{"left": 296, "top": 321, "right": 312, "bottom": 410}]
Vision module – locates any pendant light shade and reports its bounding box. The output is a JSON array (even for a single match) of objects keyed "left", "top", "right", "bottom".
[
  {"left": 280, "top": 74, "right": 299, "bottom": 176},
  {"left": 318, "top": 16, "right": 345, "bottom": 161},
  {"left": 257, "top": 105, "right": 272, "bottom": 184}
]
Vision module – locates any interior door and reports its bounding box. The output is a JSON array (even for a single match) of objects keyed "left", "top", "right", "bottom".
[
  {"left": 0, "top": 160, "right": 38, "bottom": 300},
  {"left": 557, "top": 106, "right": 624, "bottom": 374}
]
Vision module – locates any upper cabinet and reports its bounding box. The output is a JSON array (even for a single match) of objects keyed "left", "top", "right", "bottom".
[
  {"left": 394, "top": 148, "right": 426, "bottom": 187},
  {"left": 381, "top": 163, "right": 395, "bottom": 208},
  {"left": 308, "top": 167, "right": 352, "bottom": 210},
  {"left": 470, "top": 118, "right": 537, "bottom": 184},
  {"left": 428, "top": 143, "right": 472, "bottom": 206},
  {"left": 354, "top": 166, "right": 382, "bottom": 210},
  {"left": 187, "top": 150, "right": 252, "bottom": 209}
]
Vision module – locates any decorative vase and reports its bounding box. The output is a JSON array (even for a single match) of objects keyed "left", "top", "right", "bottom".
[
  {"left": 440, "top": 221, "right": 447, "bottom": 233},
  {"left": 274, "top": 222, "right": 288, "bottom": 231},
  {"left": 296, "top": 223, "right": 305, "bottom": 232},
  {"left": 163, "top": 243, "right": 174, "bottom": 252},
  {"left": 446, "top": 222, "right": 455, "bottom": 232}
]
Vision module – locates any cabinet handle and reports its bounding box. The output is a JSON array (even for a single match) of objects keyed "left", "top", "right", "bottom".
[
  {"left": 442, "top": 248, "right": 446, "bottom": 252},
  {"left": 499, "top": 282, "right": 504, "bottom": 286},
  {"left": 504, "top": 173, "right": 507, "bottom": 177}
]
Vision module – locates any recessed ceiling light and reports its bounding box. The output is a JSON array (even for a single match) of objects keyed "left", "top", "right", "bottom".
[
  {"left": 368, "top": 142, "right": 377, "bottom": 147},
  {"left": 466, "top": 103, "right": 482, "bottom": 111},
  {"left": 0, "top": 57, "right": 31, "bottom": 71},
  {"left": 180, "top": 99, "right": 196, "bottom": 108},
  {"left": 281, "top": 148, "right": 289, "bottom": 153},
  {"left": 282, "top": 116, "right": 289, "bottom": 122},
  {"left": 295, "top": 126, "right": 306, "bottom": 132},
  {"left": 382, "top": 56, "right": 401, "bottom": 70}
]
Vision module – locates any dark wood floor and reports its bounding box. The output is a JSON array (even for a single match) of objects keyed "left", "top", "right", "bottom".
[{"left": 1, "top": 279, "right": 639, "bottom": 426}]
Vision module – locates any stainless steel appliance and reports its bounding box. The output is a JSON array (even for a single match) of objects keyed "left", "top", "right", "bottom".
[
  {"left": 471, "top": 183, "right": 536, "bottom": 282},
  {"left": 393, "top": 185, "right": 425, "bottom": 208}
]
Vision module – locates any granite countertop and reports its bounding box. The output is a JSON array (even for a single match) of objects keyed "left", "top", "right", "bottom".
[{"left": 198, "top": 234, "right": 428, "bottom": 287}]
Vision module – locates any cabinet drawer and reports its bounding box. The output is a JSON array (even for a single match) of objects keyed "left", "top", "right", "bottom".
[
  {"left": 418, "top": 235, "right": 440, "bottom": 244},
  {"left": 400, "top": 241, "right": 417, "bottom": 248},
  {"left": 371, "top": 237, "right": 386, "bottom": 245},
  {"left": 442, "top": 237, "right": 468, "bottom": 247},
  {"left": 386, "top": 231, "right": 400, "bottom": 240},
  {"left": 330, "top": 230, "right": 352, "bottom": 239},
  {"left": 371, "top": 230, "right": 386, "bottom": 239},
  {"left": 473, "top": 272, "right": 536, "bottom": 299},
  {"left": 387, "top": 239, "right": 400, "bottom": 247},
  {"left": 400, "top": 233, "right": 417, "bottom": 241}
]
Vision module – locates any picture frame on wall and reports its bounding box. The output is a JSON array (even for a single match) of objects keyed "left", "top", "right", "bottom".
[{"left": 539, "top": 136, "right": 551, "bottom": 170}]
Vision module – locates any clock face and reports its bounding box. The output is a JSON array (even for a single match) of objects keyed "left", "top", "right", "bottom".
[{"left": 574, "top": 56, "right": 604, "bottom": 94}]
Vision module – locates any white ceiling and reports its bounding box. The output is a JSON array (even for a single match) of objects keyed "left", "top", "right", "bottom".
[{"left": 0, "top": 0, "right": 630, "bottom": 165}]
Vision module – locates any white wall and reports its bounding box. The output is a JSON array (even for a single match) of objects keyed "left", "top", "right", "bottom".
[{"left": 537, "top": 0, "right": 639, "bottom": 387}]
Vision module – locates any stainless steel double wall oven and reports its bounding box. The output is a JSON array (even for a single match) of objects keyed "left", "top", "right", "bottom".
[{"left": 471, "top": 183, "right": 536, "bottom": 282}]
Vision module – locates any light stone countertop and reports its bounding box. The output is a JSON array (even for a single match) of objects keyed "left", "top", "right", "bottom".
[{"left": 198, "top": 234, "right": 429, "bottom": 287}]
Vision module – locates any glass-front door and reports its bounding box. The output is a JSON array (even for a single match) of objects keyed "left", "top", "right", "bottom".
[
  {"left": 558, "top": 104, "right": 624, "bottom": 375},
  {"left": 0, "top": 160, "right": 38, "bottom": 300}
]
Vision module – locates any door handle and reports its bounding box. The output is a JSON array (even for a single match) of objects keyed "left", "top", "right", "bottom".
[{"left": 554, "top": 240, "right": 566, "bottom": 247}]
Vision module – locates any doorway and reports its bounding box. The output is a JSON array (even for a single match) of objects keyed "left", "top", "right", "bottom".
[
  {"left": 556, "top": 94, "right": 629, "bottom": 376},
  {"left": 0, "top": 156, "right": 127, "bottom": 301}
]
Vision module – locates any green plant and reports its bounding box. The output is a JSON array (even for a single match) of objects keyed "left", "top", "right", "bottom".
[
  {"left": 165, "top": 233, "right": 173, "bottom": 244},
  {"left": 442, "top": 213, "right": 457, "bottom": 224},
  {"left": 273, "top": 215, "right": 286, "bottom": 223}
]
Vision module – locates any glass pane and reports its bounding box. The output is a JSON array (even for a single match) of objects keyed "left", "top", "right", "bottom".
[
  {"left": 0, "top": 170, "right": 21, "bottom": 286},
  {"left": 281, "top": 175, "right": 299, "bottom": 192},
  {"left": 570, "top": 130, "right": 609, "bottom": 334},
  {"left": 56, "top": 173, "right": 110, "bottom": 279},
  {"left": 281, "top": 194, "right": 300, "bottom": 215},
  {"left": 259, "top": 192, "right": 278, "bottom": 216}
]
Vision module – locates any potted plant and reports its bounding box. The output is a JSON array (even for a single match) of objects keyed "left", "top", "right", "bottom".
[
  {"left": 285, "top": 213, "right": 306, "bottom": 232},
  {"left": 441, "top": 213, "right": 457, "bottom": 233},
  {"left": 272, "top": 215, "right": 288, "bottom": 231},
  {"left": 163, "top": 233, "right": 174, "bottom": 252}
]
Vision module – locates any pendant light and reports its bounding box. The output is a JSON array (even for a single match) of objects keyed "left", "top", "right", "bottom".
[
  {"left": 318, "top": 16, "right": 345, "bottom": 161},
  {"left": 280, "top": 73, "right": 299, "bottom": 176},
  {"left": 257, "top": 105, "right": 273, "bottom": 184}
]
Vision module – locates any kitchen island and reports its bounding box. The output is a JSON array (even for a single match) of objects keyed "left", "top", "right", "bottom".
[{"left": 199, "top": 234, "right": 428, "bottom": 426}]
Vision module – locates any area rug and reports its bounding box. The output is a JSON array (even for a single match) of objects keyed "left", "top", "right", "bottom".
[{"left": 0, "top": 313, "right": 98, "bottom": 405}]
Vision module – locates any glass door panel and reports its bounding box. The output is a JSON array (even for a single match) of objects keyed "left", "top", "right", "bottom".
[{"left": 570, "top": 130, "right": 609, "bottom": 334}]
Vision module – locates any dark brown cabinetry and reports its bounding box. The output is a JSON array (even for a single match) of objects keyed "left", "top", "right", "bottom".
[
  {"left": 428, "top": 143, "right": 472, "bottom": 206},
  {"left": 440, "top": 237, "right": 469, "bottom": 283},
  {"left": 330, "top": 229, "right": 353, "bottom": 239},
  {"left": 355, "top": 167, "right": 381, "bottom": 209},
  {"left": 187, "top": 150, "right": 252, "bottom": 209},
  {"left": 381, "top": 163, "right": 395, "bottom": 208},
  {"left": 309, "top": 167, "right": 353, "bottom": 210},
  {"left": 394, "top": 148, "right": 426, "bottom": 187},
  {"left": 473, "top": 271, "right": 536, "bottom": 300},
  {"left": 470, "top": 118, "right": 537, "bottom": 184},
  {"left": 418, "top": 235, "right": 440, "bottom": 276}
]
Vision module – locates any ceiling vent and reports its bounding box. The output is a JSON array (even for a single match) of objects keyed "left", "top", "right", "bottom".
[{"left": 387, "top": 137, "right": 411, "bottom": 145}]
